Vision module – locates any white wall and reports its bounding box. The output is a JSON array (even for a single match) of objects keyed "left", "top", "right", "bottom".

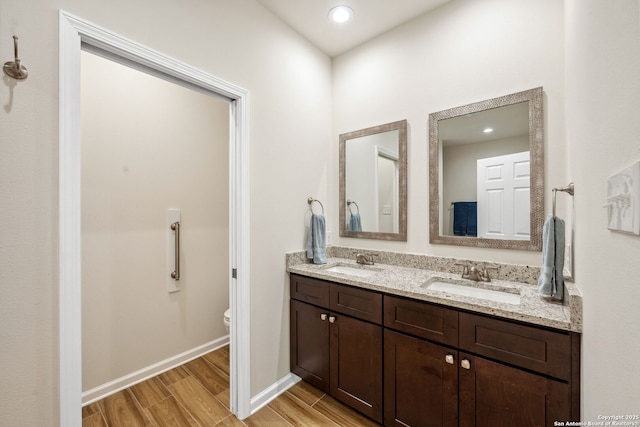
[
  {"left": 333, "top": 0, "right": 566, "bottom": 266},
  {"left": 0, "top": 0, "right": 332, "bottom": 424},
  {"left": 81, "top": 51, "right": 230, "bottom": 390},
  {"left": 565, "top": 0, "right": 640, "bottom": 419}
]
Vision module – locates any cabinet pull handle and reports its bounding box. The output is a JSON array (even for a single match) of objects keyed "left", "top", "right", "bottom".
[
  {"left": 329, "top": 316, "right": 336, "bottom": 323},
  {"left": 461, "top": 359, "right": 471, "bottom": 370},
  {"left": 445, "top": 354, "right": 454, "bottom": 365},
  {"left": 320, "top": 313, "right": 327, "bottom": 321}
]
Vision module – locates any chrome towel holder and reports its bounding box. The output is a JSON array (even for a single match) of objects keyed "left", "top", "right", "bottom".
[
  {"left": 347, "top": 199, "right": 360, "bottom": 214},
  {"left": 307, "top": 197, "right": 325, "bottom": 215},
  {"left": 552, "top": 183, "right": 574, "bottom": 217}
]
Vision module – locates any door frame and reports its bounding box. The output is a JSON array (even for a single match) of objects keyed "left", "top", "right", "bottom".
[{"left": 58, "top": 10, "right": 251, "bottom": 426}]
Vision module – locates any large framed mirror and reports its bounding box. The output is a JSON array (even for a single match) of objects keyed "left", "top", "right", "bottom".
[
  {"left": 429, "top": 87, "right": 544, "bottom": 251},
  {"left": 340, "top": 120, "right": 408, "bottom": 241}
]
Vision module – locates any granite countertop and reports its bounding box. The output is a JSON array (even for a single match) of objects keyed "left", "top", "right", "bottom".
[{"left": 288, "top": 257, "right": 582, "bottom": 333}]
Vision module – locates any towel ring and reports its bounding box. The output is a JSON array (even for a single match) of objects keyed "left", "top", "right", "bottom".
[
  {"left": 307, "top": 197, "right": 324, "bottom": 215},
  {"left": 552, "top": 183, "right": 574, "bottom": 217},
  {"left": 347, "top": 199, "right": 360, "bottom": 214}
]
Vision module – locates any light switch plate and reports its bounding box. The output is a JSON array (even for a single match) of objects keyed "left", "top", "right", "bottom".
[{"left": 606, "top": 160, "right": 640, "bottom": 235}]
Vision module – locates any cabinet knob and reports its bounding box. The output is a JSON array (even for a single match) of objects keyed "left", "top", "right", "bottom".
[
  {"left": 461, "top": 359, "right": 471, "bottom": 370},
  {"left": 445, "top": 354, "right": 454, "bottom": 365},
  {"left": 320, "top": 313, "right": 327, "bottom": 321},
  {"left": 329, "top": 316, "right": 336, "bottom": 323}
]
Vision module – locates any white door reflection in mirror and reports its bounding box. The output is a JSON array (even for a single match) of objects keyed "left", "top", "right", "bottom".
[
  {"left": 376, "top": 148, "right": 399, "bottom": 234},
  {"left": 477, "top": 151, "right": 530, "bottom": 240}
]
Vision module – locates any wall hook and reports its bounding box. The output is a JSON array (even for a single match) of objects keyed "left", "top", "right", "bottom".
[{"left": 3, "top": 35, "right": 28, "bottom": 81}]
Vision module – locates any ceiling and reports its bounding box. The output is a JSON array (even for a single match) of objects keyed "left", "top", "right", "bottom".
[
  {"left": 256, "top": 0, "right": 451, "bottom": 57},
  {"left": 439, "top": 102, "right": 530, "bottom": 146}
]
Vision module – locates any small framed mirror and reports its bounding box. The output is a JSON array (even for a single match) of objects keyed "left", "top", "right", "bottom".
[
  {"left": 429, "top": 87, "right": 544, "bottom": 251},
  {"left": 340, "top": 120, "right": 408, "bottom": 241}
]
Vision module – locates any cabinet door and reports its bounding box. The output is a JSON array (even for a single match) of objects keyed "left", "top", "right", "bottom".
[
  {"left": 330, "top": 313, "right": 383, "bottom": 423},
  {"left": 459, "top": 353, "right": 570, "bottom": 427},
  {"left": 290, "top": 300, "right": 330, "bottom": 392},
  {"left": 384, "top": 330, "right": 458, "bottom": 427}
]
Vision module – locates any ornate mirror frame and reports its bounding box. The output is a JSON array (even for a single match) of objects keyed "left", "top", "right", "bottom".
[
  {"left": 429, "top": 87, "right": 544, "bottom": 251},
  {"left": 339, "top": 119, "right": 408, "bottom": 241}
]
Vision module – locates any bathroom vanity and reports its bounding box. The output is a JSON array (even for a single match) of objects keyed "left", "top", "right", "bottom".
[{"left": 288, "top": 253, "right": 581, "bottom": 426}]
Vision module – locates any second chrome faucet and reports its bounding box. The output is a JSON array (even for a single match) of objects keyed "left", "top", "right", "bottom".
[
  {"left": 356, "top": 253, "right": 377, "bottom": 265},
  {"left": 455, "top": 261, "right": 498, "bottom": 282}
]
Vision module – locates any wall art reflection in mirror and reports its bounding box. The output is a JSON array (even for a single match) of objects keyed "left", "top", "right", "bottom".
[
  {"left": 340, "top": 120, "right": 408, "bottom": 241},
  {"left": 429, "top": 87, "right": 544, "bottom": 251}
]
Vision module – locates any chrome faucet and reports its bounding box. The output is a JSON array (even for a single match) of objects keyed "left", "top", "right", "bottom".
[
  {"left": 356, "top": 253, "right": 377, "bottom": 265},
  {"left": 455, "top": 261, "right": 498, "bottom": 282}
]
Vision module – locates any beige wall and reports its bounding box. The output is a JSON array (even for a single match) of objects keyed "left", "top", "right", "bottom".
[
  {"left": 0, "top": 0, "right": 332, "bottom": 424},
  {"left": 565, "top": 0, "right": 640, "bottom": 418},
  {"left": 332, "top": 0, "right": 566, "bottom": 266},
  {"left": 81, "top": 51, "right": 230, "bottom": 390}
]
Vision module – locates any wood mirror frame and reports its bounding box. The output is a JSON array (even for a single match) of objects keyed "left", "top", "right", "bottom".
[
  {"left": 429, "top": 87, "right": 544, "bottom": 251},
  {"left": 340, "top": 119, "right": 408, "bottom": 241}
]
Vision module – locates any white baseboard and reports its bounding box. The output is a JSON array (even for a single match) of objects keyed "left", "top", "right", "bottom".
[
  {"left": 82, "top": 336, "right": 230, "bottom": 405},
  {"left": 250, "top": 373, "right": 301, "bottom": 415}
]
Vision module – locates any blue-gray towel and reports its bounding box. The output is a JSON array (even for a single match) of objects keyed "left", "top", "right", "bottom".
[
  {"left": 307, "top": 214, "right": 327, "bottom": 264},
  {"left": 537, "top": 215, "right": 565, "bottom": 300},
  {"left": 349, "top": 213, "right": 362, "bottom": 232}
]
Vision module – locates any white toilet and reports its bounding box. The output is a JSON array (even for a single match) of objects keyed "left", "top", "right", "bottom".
[{"left": 224, "top": 308, "right": 231, "bottom": 333}]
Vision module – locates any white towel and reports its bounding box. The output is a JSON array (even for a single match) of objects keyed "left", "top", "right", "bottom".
[{"left": 537, "top": 215, "right": 565, "bottom": 300}]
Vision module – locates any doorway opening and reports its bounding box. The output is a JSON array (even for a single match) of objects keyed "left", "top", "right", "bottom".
[
  {"left": 59, "top": 11, "right": 251, "bottom": 426},
  {"left": 80, "top": 48, "right": 231, "bottom": 402}
]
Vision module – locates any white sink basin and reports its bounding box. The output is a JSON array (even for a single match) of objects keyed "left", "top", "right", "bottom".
[
  {"left": 425, "top": 278, "right": 521, "bottom": 305},
  {"left": 325, "top": 265, "right": 378, "bottom": 278}
]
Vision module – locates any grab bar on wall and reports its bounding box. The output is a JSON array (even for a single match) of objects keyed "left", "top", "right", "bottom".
[{"left": 171, "top": 221, "right": 181, "bottom": 280}]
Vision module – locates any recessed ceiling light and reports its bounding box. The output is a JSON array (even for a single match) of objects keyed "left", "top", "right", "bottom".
[
  {"left": 329, "top": 5, "right": 354, "bottom": 24},
  {"left": 483, "top": 127, "right": 494, "bottom": 133}
]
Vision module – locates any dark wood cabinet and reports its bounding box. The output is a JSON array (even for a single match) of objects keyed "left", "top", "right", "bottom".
[
  {"left": 290, "top": 274, "right": 383, "bottom": 423},
  {"left": 458, "top": 353, "right": 570, "bottom": 427},
  {"left": 289, "top": 299, "right": 330, "bottom": 392},
  {"left": 383, "top": 295, "right": 458, "bottom": 346},
  {"left": 383, "top": 295, "right": 579, "bottom": 427},
  {"left": 384, "top": 329, "right": 458, "bottom": 427},
  {"left": 331, "top": 311, "right": 383, "bottom": 421},
  {"left": 290, "top": 274, "right": 580, "bottom": 426}
]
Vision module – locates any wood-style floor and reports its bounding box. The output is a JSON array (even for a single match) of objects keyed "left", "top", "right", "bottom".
[{"left": 82, "top": 345, "right": 381, "bottom": 426}]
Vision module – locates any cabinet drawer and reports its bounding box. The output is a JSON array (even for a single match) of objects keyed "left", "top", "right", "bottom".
[
  {"left": 290, "top": 274, "right": 330, "bottom": 307},
  {"left": 459, "top": 312, "right": 571, "bottom": 381},
  {"left": 383, "top": 295, "right": 458, "bottom": 346},
  {"left": 330, "top": 283, "right": 382, "bottom": 324}
]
